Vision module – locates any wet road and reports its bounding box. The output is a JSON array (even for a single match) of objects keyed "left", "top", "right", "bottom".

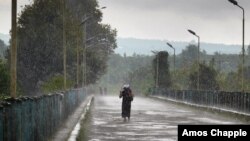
[{"left": 78, "top": 96, "right": 243, "bottom": 141}]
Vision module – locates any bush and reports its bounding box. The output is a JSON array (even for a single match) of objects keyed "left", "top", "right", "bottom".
[
  {"left": 41, "top": 75, "right": 74, "bottom": 94},
  {"left": 0, "top": 59, "right": 10, "bottom": 97}
]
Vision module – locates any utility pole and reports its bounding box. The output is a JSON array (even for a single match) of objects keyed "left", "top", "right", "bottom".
[
  {"left": 105, "top": 34, "right": 109, "bottom": 92},
  {"left": 76, "top": 30, "right": 80, "bottom": 87},
  {"left": 10, "top": 0, "right": 17, "bottom": 98},
  {"left": 242, "top": 8, "right": 245, "bottom": 92},
  {"left": 83, "top": 15, "right": 87, "bottom": 87},
  {"left": 166, "top": 42, "right": 176, "bottom": 89},
  {"left": 63, "top": 0, "right": 67, "bottom": 90},
  {"left": 227, "top": 0, "right": 245, "bottom": 92},
  {"left": 79, "top": 15, "right": 89, "bottom": 88},
  {"left": 80, "top": 7, "right": 106, "bottom": 88},
  {"left": 188, "top": 29, "right": 200, "bottom": 91}
]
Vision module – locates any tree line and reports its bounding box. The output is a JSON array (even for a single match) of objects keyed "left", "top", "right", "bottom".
[
  {"left": 98, "top": 44, "right": 250, "bottom": 94},
  {"left": 0, "top": 0, "right": 117, "bottom": 97}
]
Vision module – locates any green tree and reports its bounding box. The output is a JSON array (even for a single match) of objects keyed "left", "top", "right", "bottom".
[
  {"left": 247, "top": 44, "right": 250, "bottom": 55},
  {"left": 41, "top": 74, "right": 74, "bottom": 93},
  {"left": 0, "top": 39, "right": 6, "bottom": 58},
  {"left": 223, "top": 71, "right": 239, "bottom": 91},
  {"left": 244, "top": 66, "right": 250, "bottom": 92},
  {"left": 180, "top": 44, "right": 198, "bottom": 68},
  {"left": 85, "top": 24, "right": 117, "bottom": 85},
  {"left": 0, "top": 59, "right": 10, "bottom": 97},
  {"left": 16, "top": 0, "right": 66, "bottom": 95},
  {"left": 152, "top": 51, "right": 171, "bottom": 88},
  {"left": 174, "top": 68, "right": 190, "bottom": 90},
  {"left": 189, "top": 62, "right": 219, "bottom": 90},
  {"left": 180, "top": 44, "right": 206, "bottom": 69},
  {"left": 128, "top": 65, "right": 154, "bottom": 94},
  {"left": 97, "top": 53, "right": 154, "bottom": 94},
  {"left": 13, "top": 0, "right": 116, "bottom": 95},
  {"left": 235, "top": 66, "right": 250, "bottom": 92}
]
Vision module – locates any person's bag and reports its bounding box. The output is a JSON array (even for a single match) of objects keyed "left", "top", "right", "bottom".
[{"left": 128, "top": 92, "right": 133, "bottom": 101}]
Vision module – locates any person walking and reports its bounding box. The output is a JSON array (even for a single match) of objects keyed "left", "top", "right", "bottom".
[{"left": 119, "top": 84, "right": 134, "bottom": 121}]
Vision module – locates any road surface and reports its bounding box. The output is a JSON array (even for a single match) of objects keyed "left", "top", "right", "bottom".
[{"left": 77, "top": 96, "right": 243, "bottom": 141}]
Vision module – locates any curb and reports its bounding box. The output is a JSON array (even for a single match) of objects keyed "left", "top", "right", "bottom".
[
  {"left": 52, "top": 95, "right": 94, "bottom": 141},
  {"left": 67, "top": 96, "right": 94, "bottom": 141}
]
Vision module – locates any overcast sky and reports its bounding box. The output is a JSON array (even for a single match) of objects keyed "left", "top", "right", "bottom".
[
  {"left": 0, "top": 0, "right": 32, "bottom": 33},
  {"left": 1, "top": 0, "right": 250, "bottom": 45},
  {"left": 98, "top": 0, "right": 250, "bottom": 45}
]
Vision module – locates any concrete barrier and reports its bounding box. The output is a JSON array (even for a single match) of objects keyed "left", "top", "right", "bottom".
[{"left": 0, "top": 88, "right": 87, "bottom": 141}]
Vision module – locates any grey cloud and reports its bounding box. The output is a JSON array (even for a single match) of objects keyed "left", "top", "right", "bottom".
[
  {"left": 109, "top": 0, "right": 250, "bottom": 11},
  {"left": 106, "top": 0, "right": 250, "bottom": 19},
  {"left": 99, "top": 0, "right": 250, "bottom": 44}
]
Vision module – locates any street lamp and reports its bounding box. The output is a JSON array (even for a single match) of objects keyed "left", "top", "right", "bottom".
[
  {"left": 76, "top": 29, "right": 80, "bottom": 88},
  {"left": 83, "top": 15, "right": 88, "bottom": 88},
  {"left": 79, "top": 14, "right": 95, "bottom": 88},
  {"left": 227, "top": 0, "right": 245, "bottom": 92},
  {"left": 78, "top": 15, "right": 90, "bottom": 88},
  {"left": 188, "top": 29, "right": 200, "bottom": 90},
  {"left": 63, "top": 0, "right": 67, "bottom": 90},
  {"left": 105, "top": 34, "right": 110, "bottom": 94},
  {"left": 81, "top": 6, "right": 106, "bottom": 88},
  {"left": 100, "top": 6, "right": 107, "bottom": 9},
  {"left": 166, "top": 42, "right": 175, "bottom": 87}
]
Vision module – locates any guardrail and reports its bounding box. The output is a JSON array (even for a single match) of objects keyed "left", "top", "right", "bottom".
[
  {"left": 150, "top": 88, "right": 250, "bottom": 115},
  {"left": 0, "top": 88, "right": 86, "bottom": 141}
]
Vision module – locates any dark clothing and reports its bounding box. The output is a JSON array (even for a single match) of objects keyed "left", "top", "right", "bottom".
[{"left": 119, "top": 88, "right": 133, "bottom": 118}]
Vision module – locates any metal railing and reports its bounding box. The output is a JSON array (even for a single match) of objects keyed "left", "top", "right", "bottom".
[
  {"left": 150, "top": 88, "right": 250, "bottom": 115},
  {"left": 0, "top": 88, "right": 86, "bottom": 141}
]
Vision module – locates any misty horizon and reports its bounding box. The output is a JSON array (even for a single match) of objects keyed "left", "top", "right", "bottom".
[{"left": 0, "top": 33, "right": 245, "bottom": 56}]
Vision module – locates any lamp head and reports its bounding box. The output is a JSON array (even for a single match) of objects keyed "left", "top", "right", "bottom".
[
  {"left": 79, "top": 16, "right": 90, "bottom": 25},
  {"left": 228, "top": 0, "right": 238, "bottom": 5},
  {"left": 188, "top": 29, "right": 196, "bottom": 36},
  {"left": 166, "top": 42, "right": 173, "bottom": 48},
  {"left": 101, "top": 6, "right": 107, "bottom": 9}
]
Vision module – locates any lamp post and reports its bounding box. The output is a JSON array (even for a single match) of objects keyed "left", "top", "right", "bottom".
[
  {"left": 82, "top": 15, "right": 88, "bottom": 88},
  {"left": 79, "top": 15, "right": 93, "bottom": 88},
  {"left": 166, "top": 42, "right": 175, "bottom": 77},
  {"left": 228, "top": 0, "right": 245, "bottom": 92},
  {"left": 188, "top": 29, "right": 200, "bottom": 90},
  {"left": 63, "top": 0, "right": 67, "bottom": 90},
  {"left": 166, "top": 42, "right": 175, "bottom": 88},
  {"left": 10, "top": 0, "right": 17, "bottom": 98},
  {"left": 105, "top": 34, "right": 109, "bottom": 94},
  {"left": 81, "top": 6, "right": 106, "bottom": 88},
  {"left": 76, "top": 29, "right": 81, "bottom": 88}
]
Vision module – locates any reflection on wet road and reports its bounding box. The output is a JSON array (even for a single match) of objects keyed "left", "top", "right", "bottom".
[{"left": 78, "top": 96, "right": 242, "bottom": 141}]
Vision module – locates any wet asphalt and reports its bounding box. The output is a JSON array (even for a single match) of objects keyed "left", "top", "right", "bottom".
[{"left": 77, "top": 95, "right": 244, "bottom": 141}]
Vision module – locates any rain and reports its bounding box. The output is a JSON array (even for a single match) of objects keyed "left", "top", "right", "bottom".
[{"left": 0, "top": 0, "right": 250, "bottom": 141}]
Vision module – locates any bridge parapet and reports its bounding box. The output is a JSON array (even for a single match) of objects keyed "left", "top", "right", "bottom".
[
  {"left": 150, "top": 88, "right": 250, "bottom": 116},
  {"left": 0, "top": 88, "right": 87, "bottom": 141}
]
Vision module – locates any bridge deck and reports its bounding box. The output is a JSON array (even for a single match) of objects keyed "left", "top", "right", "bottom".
[{"left": 78, "top": 96, "right": 243, "bottom": 141}]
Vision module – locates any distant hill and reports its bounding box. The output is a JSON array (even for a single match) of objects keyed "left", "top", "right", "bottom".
[
  {"left": 0, "top": 33, "right": 10, "bottom": 45},
  {"left": 116, "top": 38, "right": 241, "bottom": 56}
]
